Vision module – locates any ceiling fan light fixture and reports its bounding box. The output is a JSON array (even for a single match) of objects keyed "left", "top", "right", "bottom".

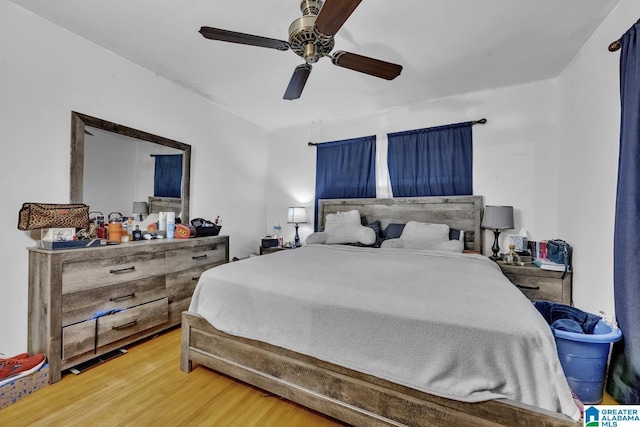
[
  {"left": 288, "top": 11, "right": 334, "bottom": 61},
  {"left": 303, "top": 43, "right": 320, "bottom": 63}
]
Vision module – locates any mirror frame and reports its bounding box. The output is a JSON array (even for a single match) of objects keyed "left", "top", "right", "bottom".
[{"left": 70, "top": 111, "right": 191, "bottom": 223}]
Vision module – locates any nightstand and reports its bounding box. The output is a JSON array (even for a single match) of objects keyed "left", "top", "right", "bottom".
[
  {"left": 259, "top": 246, "right": 287, "bottom": 255},
  {"left": 497, "top": 262, "right": 572, "bottom": 305}
]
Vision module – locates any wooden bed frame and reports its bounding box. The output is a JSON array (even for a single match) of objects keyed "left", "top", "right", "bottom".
[{"left": 181, "top": 196, "right": 579, "bottom": 427}]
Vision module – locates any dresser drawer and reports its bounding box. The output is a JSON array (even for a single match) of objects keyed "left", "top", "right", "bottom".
[
  {"left": 166, "top": 242, "right": 226, "bottom": 274},
  {"left": 62, "top": 298, "right": 168, "bottom": 359},
  {"left": 62, "top": 253, "right": 165, "bottom": 294},
  {"left": 61, "top": 276, "right": 166, "bottom": 327},
  {"left": 166, "top": 265, "right": 211, "bottom": 297},
  {"left": 503, "top": 273, "right": 564, "bottom": 302}
]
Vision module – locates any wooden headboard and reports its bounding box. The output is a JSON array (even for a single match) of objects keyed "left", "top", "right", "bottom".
[{"left": 318, "top": 195, "right": 484, "bottom": 253}]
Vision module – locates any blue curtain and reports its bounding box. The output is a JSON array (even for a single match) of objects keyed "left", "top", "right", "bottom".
[
  {"left": 387, "top": 122, "right": 472, "bottom": 197},
  {"left": 154, "top": 154, "right": 183, "bottom": 198},
  {"left": 314, "top": 136, "right": 376, "bottom": 229},
  {"left": 607, "top": 21, "right": 640, "bottom": 404}
]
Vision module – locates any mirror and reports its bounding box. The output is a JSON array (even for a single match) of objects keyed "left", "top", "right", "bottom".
[{"left": 70, "top": 112, "right": 191, "bottom": 223}]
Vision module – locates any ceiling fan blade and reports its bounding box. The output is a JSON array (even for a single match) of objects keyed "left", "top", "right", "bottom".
[
  {"left": 283, "top": 64, "right": 313, "bottom": 100},
  {"left": 332, "top": 51, "right": 402, "bottom": 80},
  {"left": 199, "top": 27, "right": 290, "bottom": 51},
  {"left": 314, "top": 0, "right": 362, "bottom": 37}
]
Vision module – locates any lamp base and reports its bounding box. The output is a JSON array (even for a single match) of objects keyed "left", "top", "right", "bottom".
[
  {"left": 490, "top": 229, "right": 502, "bottom": 261},
  {"left": 294, "top": 223, "right": 300, "bottom": 247}
]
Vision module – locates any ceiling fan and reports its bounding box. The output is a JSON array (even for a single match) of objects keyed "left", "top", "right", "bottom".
[{"left": 199, "top": 0, "right": 403, "bottom": 100}]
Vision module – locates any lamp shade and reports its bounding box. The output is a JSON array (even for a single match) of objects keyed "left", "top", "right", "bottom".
[
  {"left": 132, "top": 201, "right": 148, "bottom": 215},
  {"left": 287, "top": 207, "right": 307, "bottom": 224},
  {"left": 481, "top": 205, "right": 514, "bottom": 230}
]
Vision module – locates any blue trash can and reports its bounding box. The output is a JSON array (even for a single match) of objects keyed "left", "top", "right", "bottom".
[{"left": 553, "top": 320, "right": 622, "bottom": 404}]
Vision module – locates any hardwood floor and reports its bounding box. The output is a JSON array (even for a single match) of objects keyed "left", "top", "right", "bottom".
[
  {"left": 0, "top": 327, "right": 344, "bottom": 427},
  {"left": 1, "top": 326, "right": 619, "bottom": 426}
]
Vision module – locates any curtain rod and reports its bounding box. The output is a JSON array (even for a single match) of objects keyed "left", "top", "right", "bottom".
[
  {"left": 609, "top": 19, "right": 640, "bottom": 52},
  {"left": 307, "top": 118, "right": 488, "bottom": 146},
  {"left": 609, "top": 40, "right": 621, "bottom": 52}
]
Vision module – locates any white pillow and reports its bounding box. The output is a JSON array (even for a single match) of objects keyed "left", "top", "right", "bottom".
[
  {"left": 325, "top": 209, "right": 361, "bottom": 227},
  {"left": 380, "top": 221, "right": 463, "bottom": 252},
  {"left": 399, "top": 221, "right": 450, "bottom": 243},
  {"left": 323, "top": 210, "right": 376, "bottom": 245}
]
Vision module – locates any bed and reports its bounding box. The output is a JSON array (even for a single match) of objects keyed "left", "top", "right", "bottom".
[{"left": 181, "top": 196, "right": 581, "bottom": 426}]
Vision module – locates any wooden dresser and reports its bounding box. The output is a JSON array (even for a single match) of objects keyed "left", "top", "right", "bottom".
[{"left": 27, "top": 235, "right": 228, "bottom": 383}]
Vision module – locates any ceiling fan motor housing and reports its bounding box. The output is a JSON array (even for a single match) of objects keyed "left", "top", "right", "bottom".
[{"left": 288, "top": 0, "right": 334, "bottom": 64}]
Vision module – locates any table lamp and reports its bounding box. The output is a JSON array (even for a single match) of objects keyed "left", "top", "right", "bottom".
[
  {"left": 132, "top": 201, "right": 148, "bottom": 221},
  {"left": 481, "top": 205, "right": 514, "bottom": 260},
  {"left": 287, "top": 207, "right": 307, "bottom": 247}
]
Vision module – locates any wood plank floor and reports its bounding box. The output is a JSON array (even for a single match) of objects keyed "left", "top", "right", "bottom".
[
  {"left": 0, "top": 326, "right": 618, "bottom": 426},
  {"left": 0, "top": 327, "right": 344, "bottom": 427}
]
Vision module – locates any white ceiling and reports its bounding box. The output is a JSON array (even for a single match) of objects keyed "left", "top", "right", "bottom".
[{"left": 10, "top": 0, "right": 620, "bottom": 132}]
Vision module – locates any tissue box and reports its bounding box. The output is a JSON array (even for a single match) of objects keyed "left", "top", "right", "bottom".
[{"left": 0, "top": 364, "right": 49, "bottom": 410}]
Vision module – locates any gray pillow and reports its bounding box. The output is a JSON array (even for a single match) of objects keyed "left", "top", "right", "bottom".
[{"left": 383, "top": 223, "right": 406, "bottom": 239}]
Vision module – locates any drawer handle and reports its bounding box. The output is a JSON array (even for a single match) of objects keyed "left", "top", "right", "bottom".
[
  {"left": 110, "top": 266, "right": 136, "bottom": 274},
  {"left": 110, "top": 292, "right": 135, "bottom": 302},
  {"left": 517, "top": 285, "right": 540, "bottom": 290},
  {"left": 192, "top": 254, "right": 208, "bottom": 260},
  {"left": 112, "top": 319, "right": 138, "bottom": 331}
]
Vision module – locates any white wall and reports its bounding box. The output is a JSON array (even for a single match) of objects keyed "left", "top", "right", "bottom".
[
  {"left": 557, "top": 0, "right": 640, "bottom": 315},
  {"left": 267, "top": 81, "right": 562, "bottom": 254},
  {"left": 0, "top": 1, "right": 268, "bottom": 355},
  {"left": 266, "top": 0, "right": 640, "bottom": 320}
]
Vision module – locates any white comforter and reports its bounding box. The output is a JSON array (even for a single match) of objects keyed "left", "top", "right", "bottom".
[{"left": 189, "top": 244, "right": 580, "bottom": 421}]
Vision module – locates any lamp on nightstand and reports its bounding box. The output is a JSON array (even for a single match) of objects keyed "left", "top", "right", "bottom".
[
  {"left": 287, "top": 207, "right": 307, "bottom": 247},
  {"left": 481, "top": 205, "right": 514, "bottom": 261}
]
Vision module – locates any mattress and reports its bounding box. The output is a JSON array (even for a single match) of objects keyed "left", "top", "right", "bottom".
[{"left": 188, "top": 244, "right": 580, "bottom": 421}]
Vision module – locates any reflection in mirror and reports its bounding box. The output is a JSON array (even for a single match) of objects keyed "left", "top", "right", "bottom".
[{"left": 70, "top": 112, "right": 191, "bottom": 223}]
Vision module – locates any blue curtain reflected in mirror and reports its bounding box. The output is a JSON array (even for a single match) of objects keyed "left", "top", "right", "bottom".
[{"left": 154, "top": 154, "right": 183, "bottom": 198}]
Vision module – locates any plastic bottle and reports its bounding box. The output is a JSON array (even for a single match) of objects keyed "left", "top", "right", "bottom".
[
  {"left": 158, "top": 212, "right": 167, "bottom": 231},
  {"left": 273, "top": 222, "right": 281, "bottom": 238},
  {"left": 166, "top": 212, "right": 176, "bottom": 239}
]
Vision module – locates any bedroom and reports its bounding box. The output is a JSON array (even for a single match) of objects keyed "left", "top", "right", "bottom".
[{"left": 0, "top": 0, "right": 638, "bottom": 424}]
